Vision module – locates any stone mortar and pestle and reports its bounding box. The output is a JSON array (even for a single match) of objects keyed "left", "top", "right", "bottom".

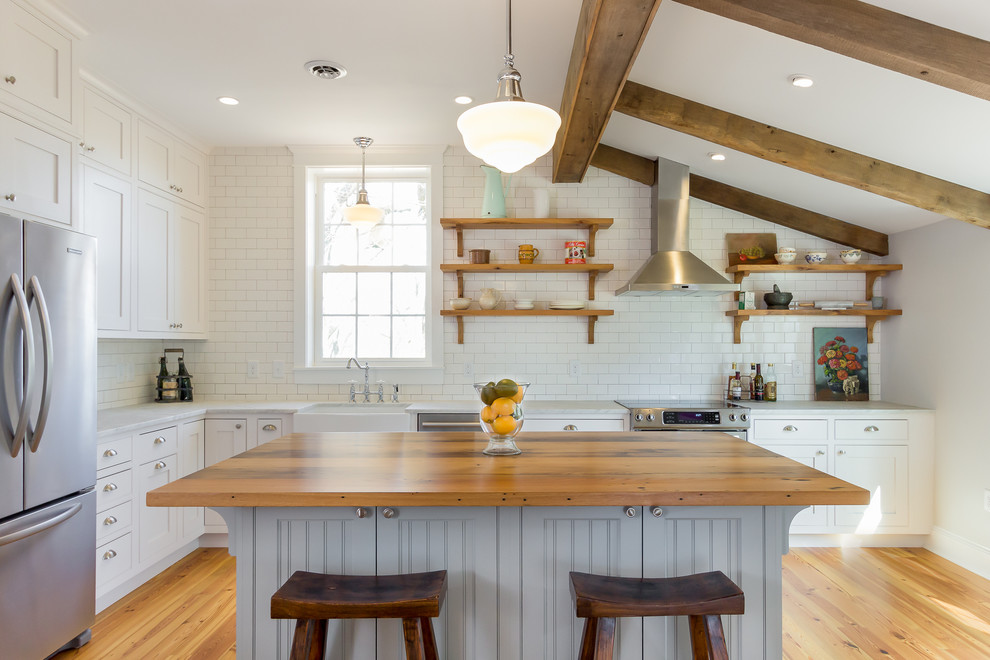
[{"left": 764, "top": 284, "right": 793, "bottom": 310}]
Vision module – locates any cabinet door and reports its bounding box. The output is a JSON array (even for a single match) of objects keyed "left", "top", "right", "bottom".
[
  {"left": 135, "top": 189, "right": 173, "bottom": 332},
  {"left": 256, "top": 418, "right": 284, "bottom": 447},
  {"left": 254, "top": 507, "right": 377, "bottom": 660},
  {"left": 204, "top": 419, "right": 247, "bottom": 531},
  {"left": 178, "top": 420, "right": 205, "bottom": 541},
  {"left": 173, "top": 203, "right": 205, "bottom": 334},
  {"left": 0, "top": 2, "right": 72, "bottom": 125},
  {"left": 642, "top": 506, "right": 766, "bottom": 660},
  {"left": 833, "top": 444, "right": 909, "bottom": 529},
  {"left": 137, "top": 120, "right": 172, "bottom": 192},
  {"left": 172, "top": 141, "right": 206, "bottom": 206},
  {"left": 82, "top": 87, "right": 131, "bottom": 174},
  {"left": 0, "top": 113, "right": 71, "bottom": 225},
  {"left": 137, "top": 454, "right": 178, "bottom": 562},
  {"left": 753, "top": 443, "right": 829, "bottom": 528},
  {"left": 82, "top": 166, "right": 131, "bottom": 332},
  {"left": 376, "top": 507, "right": 498, "bottom": 660},
  {"left": 518, "top": 506, "right": 642, "bottom": 660}
]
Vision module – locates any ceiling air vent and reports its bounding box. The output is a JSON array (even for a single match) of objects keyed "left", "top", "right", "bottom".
[{"left": 305, "top": 60, "right": 347, "bottom": 80}]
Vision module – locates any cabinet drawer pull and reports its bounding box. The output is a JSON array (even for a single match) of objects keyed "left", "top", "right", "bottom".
[
  {"left": 563, "top": 424, "right": 577, "bottom": 431},
  {"left": 154, "top": 436, "right": 166, "bottom": 445},
  {"left": 837, "top": 450, "right": 846, "bottom": 456},
  {"left": 103, "top": 483, "right": 118, "bottom": 492},
  {"left": 103, "top": 448, "right": 118, "bottom": 458},
  {"left": 262, "top": 424, "right": 277, "bottom": 432},
  {"left": 4, "top": 76, "right": 15, "bottom": 84},
  {"left": 382, "top": 507, "right": 397, "bottom": 519},
  {"left": 815, "top": 450, "right": 825, "bottom": 456},
  {"left": 154, "top": 461, "right": 167, "bottom": 470},
  {"left": 623, "top": 506, "right": 637, "bottom": 518},
  {"left": 650, "top": 506, "right": 663, "bottom": 518},
  {"left": 102, "top": 549, "right": 117, "bottom": 560},
  {"left": 5, "top": 193, "right": 16, "bottom": 202},
  {"left": 783, "top": 425, "right": 797, "bottom": 432},
  {"left": 103, "top": 516, "right": 118, "bottom": 526},
  {"left": 865, "top": 425, "right": 880, "bottom": 432}
]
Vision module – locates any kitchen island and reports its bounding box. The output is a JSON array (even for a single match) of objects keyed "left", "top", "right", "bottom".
[{"left": 149, "top": 431, "right": 868, "bottom": 660}]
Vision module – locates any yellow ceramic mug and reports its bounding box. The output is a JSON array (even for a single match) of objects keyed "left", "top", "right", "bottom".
[{"left": 518, "top": 244, "right": 540, "bottom": 264}]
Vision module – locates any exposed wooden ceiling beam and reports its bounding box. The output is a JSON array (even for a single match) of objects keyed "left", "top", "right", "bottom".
[
  {"left": 552, "top": 0, "right": 663, "bottom": 184},
  {"left": 674, "top": 0, "right": 990, "bottom": 102},
  {"left": 615, "top": 82, "right": 990, "bottom": 229},
  {"left": 590, "top": 144, "right": 890, "bottom": 254}
]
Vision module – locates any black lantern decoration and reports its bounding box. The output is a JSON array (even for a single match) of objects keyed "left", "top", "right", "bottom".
[{"left": 156, "top": 348, "right": 193, "bottom": 402}]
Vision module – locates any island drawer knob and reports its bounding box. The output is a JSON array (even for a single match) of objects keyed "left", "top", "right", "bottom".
[
  {"left": 651, "top": 506, "right": 663, "bottom": 518},
  {"left": 623, "top": 506, "right": 637, "bottom": 518},
  {"left": 355, "top": 507, "right": 369, "bottom": 519},
  {"left": 783, "top": 425, "right": 798, "bottom": 432},
  {"left": 382, "top": 507, "right": 397, "bottom": 519},
  {"left": 563, "top": 424, "right": 578, "bottom": 431}
]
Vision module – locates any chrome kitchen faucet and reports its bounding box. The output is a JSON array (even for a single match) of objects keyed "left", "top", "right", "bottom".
[{"left": 346, "top": 357, "right": 372, "bottom": 402}]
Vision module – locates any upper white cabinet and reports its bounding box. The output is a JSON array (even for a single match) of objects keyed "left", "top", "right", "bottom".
[
  {"left": 138, "top": 120, "right": 206, "bottom": 207},
  {"left": 0, "top": 0, "right": 74, "bottom": 130},
  {"left": 0, "top": 111, "right": 71, "bottom": 225},
  {"left": 81, "top": 86, "right": 131, "bottom": 175},
  {"left": 82, "top": 165, "right": 131, "bottom": 332}
]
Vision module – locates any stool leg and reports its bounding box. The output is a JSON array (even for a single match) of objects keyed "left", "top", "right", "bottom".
[
  {"left": 594, "top": 617, "right": 616, "bottom": 660},
  {"left": 688, "top": 615, "right": 711, "bottom": 659},
  {"left": 402, "top": 617, "right": 426, "bottom": 660},
  {"left": 578, "top": 618, "right": 598, "bottom": 660},
  {"left": 419, "top": 616, "right": 440, "bottom": 660},
  {"left": 704, "top": 614, "right": 730, "bottom": 660},
  {"left": 289, "top": 619, "right": 328, "bottom": 660}
]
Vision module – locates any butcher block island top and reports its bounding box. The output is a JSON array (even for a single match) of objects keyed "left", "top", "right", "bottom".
[{"left": 148, "top": 431, "right": 868, "bottom": 508}]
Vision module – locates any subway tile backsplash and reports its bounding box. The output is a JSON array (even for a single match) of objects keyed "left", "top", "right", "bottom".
[{"left": 97, "top": 146, "right": 883, "bottom": 408}]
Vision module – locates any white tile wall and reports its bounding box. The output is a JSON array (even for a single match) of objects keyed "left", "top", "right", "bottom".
[{"left": 97, "top": 146, "right": 886, "bottom": 408}]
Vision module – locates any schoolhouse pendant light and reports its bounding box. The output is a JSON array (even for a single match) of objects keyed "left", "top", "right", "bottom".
[
  {"left": 342, "top": 137, "right": 384, "bottom": 229},
  {"left": 456, "top": 0, "right": 561, "bottom": 174}
]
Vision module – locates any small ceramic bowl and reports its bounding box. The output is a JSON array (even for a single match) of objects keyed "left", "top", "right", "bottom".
[
  {"left": 778, "top": 247, "right": 796, "bottom": 254},
  {"left": 774, "top": 252, "right": 796, "bottom": 264},
  {"left": 514, "top": 301, "right": 535, "bottom": 310},
  {"left": 805, "top": 251, "right": 827, "bottom": 264},
  {"left": 450, "top": 297, "right": 472, "bottom": 310},
  {"left": 839, "top": 249, "right": 862, "bottom": 264}
]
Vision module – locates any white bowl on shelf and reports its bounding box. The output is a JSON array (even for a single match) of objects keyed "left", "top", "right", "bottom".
[
  {"left": 804, "top": 251, "right": 827, "bottom": 264},
  {"left": 514, "top": 299, "right": 535, "bottom": 310},
  {"left": 450, "top": 297, "right": 472, "bottom": 310},
  {"left": 839, "top": 249, "right": 862, "bottom": 264},
  {"left": 774, "top": 252, "right": 796, "bottom": 264}
]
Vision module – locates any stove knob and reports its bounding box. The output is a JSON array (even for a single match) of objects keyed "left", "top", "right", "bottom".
[
  {"left": 646, "top": 414, "right": 655, "bottom": 422},
  {"left": 740, "top": 413, "right": 749, "bottom": 422},
  {"left": 635, "top": 413, "right": 644, "bottom": 422},
  {"left": 728, "top": 414, "right": 736, "bottom": 422}
]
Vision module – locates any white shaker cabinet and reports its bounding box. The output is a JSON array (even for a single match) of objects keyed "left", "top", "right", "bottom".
[
  {"left": 0, "top": 112, "right": 71, "bottom": 225},
  {"left": 203, "top": 419, "right": 247, "bottom": 532},
  {"left": 136, "top": 453, "right": 178, "bottom": 563},
  {"left": 81, "top": 165, "right": 131, "bottom": 332},
  {"left": 177, "top": 420, "right": 205, "bottom": 542},
  {"left": 137, "top": 120, "right": 206, "bottom": 207},
  {"left": 0, "top": 0, "right": 73, "bottom": 129},
  {"left": 80, "top": 86, "right": 131, "bottom": 175}
]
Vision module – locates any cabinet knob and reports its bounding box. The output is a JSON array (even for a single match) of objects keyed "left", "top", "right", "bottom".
[
  {"left": 154, "top": 436, "right": 166, "bottom": 444},
  {"left": 563, "top": 424, "right": 577, "bottom": 431},
  {"left": 650, "top": 506, "right": 663, "bottom": 518},
  {"left": 837, "top": 450, "right": 846, "bottom": 456},
  {"left": 177, "top": 187, "right": 183, "bottom": 193},
  {"left": 235, "top": 424, "right": 242, "bottom": 429},
  {"left": 103, "top": 516, "right": 118, "bottom": 526},
  {"left": 103, "top": 448, "right": 118, "bottom": 458},
  {"left": 262, "top": 424, "right": 277, "bottom": 431},
  {"left": 783, "top": 425, "right": 797, "bottom": 432},
  {"left": 865, "top": 425, "right": 879, "bottom": 432},
  {"left": 154, "top": 461, "right": 167, "bottom": 469},
  {"left": 4, "top": 75, "right": 14, "bottom": 85},
  {"left": 623, "top": 506, "right": 637, "bottom": 518},
  {"left": 86, "top": 145, "right": 96, "bottom": 152},
  {"left": 355, "top": 507, "right": 369, "bottom": 519},
  {"left": 103, "top": 483, "right": 118, "bottom": 492},
  {"left": 382, "top": 507, "right": 397, "bottom": 519},
  {"left": 815, "top": 450, "right": 825, "bottom": 456},
  {"left": 4, "top": 194, "right": 15, "bottom": 202},
  {"left": 102, "top": 549, "right": 117, "bottom": 560}
]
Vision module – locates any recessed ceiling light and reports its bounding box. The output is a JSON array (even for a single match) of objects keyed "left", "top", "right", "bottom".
[
  {"left": 789, "top": 74, "right": 814, "bottom": 88},
  {"left": 217, "top": 96, "right": 239, "bottom": 106},
  {"left": 708, "top": 152, "right": 726, "bottom": 161},
  {"left": 454, "top": 95, "right": 473, "bottom": 105}
]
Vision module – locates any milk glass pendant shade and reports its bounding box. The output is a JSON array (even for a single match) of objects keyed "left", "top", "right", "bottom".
[
  {"left": 342, "top": 137, "right": 384, "bottom": 229},
  {"left": 457, "top": 0, "right": 561, "bottom": 174}
]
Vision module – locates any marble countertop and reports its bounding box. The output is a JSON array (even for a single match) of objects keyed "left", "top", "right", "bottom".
[{"left": 737, "top": 400, "right": 929, "bottom": 412}]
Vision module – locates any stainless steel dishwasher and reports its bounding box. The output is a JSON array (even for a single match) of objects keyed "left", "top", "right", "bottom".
[{"left": 416, "top": 413, "right": 479, "bottom": 432}]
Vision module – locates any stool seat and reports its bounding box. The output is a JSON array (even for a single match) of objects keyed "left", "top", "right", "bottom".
[
  {"left": 272, "top": 570, "right": 447, "bottom": 660},
  {"left": 570, "top": 570, "right": 744, "bottom": 618}
]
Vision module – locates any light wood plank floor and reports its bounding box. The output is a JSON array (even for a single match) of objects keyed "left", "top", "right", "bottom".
[{"left": 56, "top": 546, "right": 990, "bottom": 659}]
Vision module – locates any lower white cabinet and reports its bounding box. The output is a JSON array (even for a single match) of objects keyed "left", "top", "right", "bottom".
[
  {"left": 137, "top": 453, "right": 178, "bottom": 562},
  {"left": 833, "top": 443, "right": 909, "bottom": 528},
  {"left": 755, "top": 443, "right": 828, "bottom": 528},
  {"left": 178, "top": 420, "right": 205, "bottom": 541}
]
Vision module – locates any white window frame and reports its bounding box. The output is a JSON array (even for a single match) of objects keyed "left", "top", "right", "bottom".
[{"left": 290, "top": 145, "right": 445, "bottom": 384}]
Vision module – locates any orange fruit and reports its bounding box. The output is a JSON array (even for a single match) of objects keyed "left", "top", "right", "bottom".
[
  {"left": 510, "top": 388, "right": 524, "bottom": 403},
  {"left": 491, "top": 415, "right": 517, "bottom": 435},
  {"left": 491, "top": 397, "right": 516, "bottom": 417},
  {"left": 480, "top": 405, "right": 496, "bottom": 423}
]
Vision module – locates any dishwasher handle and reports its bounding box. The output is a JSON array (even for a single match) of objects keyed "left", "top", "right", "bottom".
[{"left": 418, "top": 421, "right": 479, "bottom": 428}]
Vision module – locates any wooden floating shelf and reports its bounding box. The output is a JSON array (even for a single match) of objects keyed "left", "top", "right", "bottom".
[
  {"left": 725, "top": 263, "right": 903, "bottom": 299},
  {"left": 440, "top": 309, "right": 615, "bottom": 345},
  {"left": 441, "top": 217, "right": 614, "bottom": 258},
  {"left": 725, "top": 309, "right": 902, "bottom": 344},
  {"left": 440, "top": 263, "right": 614, "bottom": 300}
]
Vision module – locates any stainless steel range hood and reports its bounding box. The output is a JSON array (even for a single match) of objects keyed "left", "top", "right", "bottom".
[{"left": 615, "top": 157, "right": 740, "bottom": 297}]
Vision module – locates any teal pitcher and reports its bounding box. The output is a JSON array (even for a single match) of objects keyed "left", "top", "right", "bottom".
[{"left": 480, "top": 165, "right": 512, "bottom": 218}]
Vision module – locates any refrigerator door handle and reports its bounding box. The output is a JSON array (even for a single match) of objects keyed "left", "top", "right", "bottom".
[
  {"left": 0, "top": 500, "right": 81, "bottom": 548},
  {"left": 24, "top": 275, "right": 52, "bottom": 453},
  {"left": 1, "top": 273, "right": 36, "bottom": 458}
]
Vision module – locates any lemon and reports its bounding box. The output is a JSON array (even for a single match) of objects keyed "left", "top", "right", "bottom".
[
  {"left": 491, "top": 397, "right": 516, "bottom": 417},
  {"left": 491, "top": 415, "right": 517, "bottom": 435},
  {"left": 480, "top": 405, "right": 496, "bottom": 423}
]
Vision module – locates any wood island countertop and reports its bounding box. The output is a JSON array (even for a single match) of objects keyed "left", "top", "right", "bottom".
[{"left": 147, "top": 431, "right": 870, "bottom": 508}]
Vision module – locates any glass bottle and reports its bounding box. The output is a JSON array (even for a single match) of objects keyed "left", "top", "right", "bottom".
[
  {"left": 177, "top": 357, "right": 192, "bottom": 401},
  {"left": 765, "top": 363, "right": 777, "bottom": 402},
  {"left": 156, "top": 357, "right": 168, "bottom": 402},
  {"left": 731, "top": 368, "right": 742, "bottom": 401},
  {"left": 727, "top": 362, "right": 738, "bottom": 400},
  {"left": 754, "top": 363, "right": 764, "bottom": 401},
  {"left": 748, "top": 363, "right": 756, "bottom": 399}
]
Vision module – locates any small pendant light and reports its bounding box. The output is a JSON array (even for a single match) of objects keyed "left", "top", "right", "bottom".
[
  {"left": 456, "top": 0, "right": 561, "bottom": 174},
  {"left": 342, "top": 137, "right": 384, "bottom": 228}
]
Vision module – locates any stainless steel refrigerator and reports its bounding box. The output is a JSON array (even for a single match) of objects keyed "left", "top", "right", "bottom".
[{"left": 0, "top": 214, "right": 97, "bottom": 659}]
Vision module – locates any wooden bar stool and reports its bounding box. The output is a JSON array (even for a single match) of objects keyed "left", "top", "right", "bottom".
[
  {"left": 271, "top": 569, "right": 447, "bottom": 660},
  {"left": 569, "top": 570, "right": 744, "bottom": 660}
]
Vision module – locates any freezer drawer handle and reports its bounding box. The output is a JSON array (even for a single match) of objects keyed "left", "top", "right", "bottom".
[
  {"left": 102, "top": 549, "right": 117, "bottom": 560},
  {"left": 25, "top": 276, "right": 53, "bottom": 453},
  {"left": 1, "top": 274, "right": 36, "bottom": 458},
  {"left": 0, "top": 502, "right": 82, "bottom": 548},
  {"left": 262, "top": 424, "right": 277, "bottom": 431},
  {"left": 102, "top": 448, "right": 118, "bottom": 458},
  {"left": 103, "top": 483, "right": 118, "bottom": 492},
  {"left": 103, "top": 516, "right": 118, "bottom": 526}
]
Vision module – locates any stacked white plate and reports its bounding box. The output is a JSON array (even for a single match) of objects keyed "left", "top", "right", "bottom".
[{"left": 548, "top": 300, "right": 585, "bottom": 310}]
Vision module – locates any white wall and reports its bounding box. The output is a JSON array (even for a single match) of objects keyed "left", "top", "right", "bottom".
[
  {"left": 97, "top": 146, "right": 889, "bottom": 407},
  {"left": 884, "top": 219, "right": 990, "bottom": 570}
]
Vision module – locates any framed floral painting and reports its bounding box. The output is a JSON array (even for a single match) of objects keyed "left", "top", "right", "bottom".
[{"left": 813, "top": 328, "right": 869, "bottom": 401}]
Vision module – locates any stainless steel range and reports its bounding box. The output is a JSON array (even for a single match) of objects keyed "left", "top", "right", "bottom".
[{"left": 616, "top": 399, "right": 750, "bottom": 439}]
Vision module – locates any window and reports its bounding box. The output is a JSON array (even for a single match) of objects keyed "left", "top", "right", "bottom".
[{"left": 292, "top": 146, "right": 443, "bottom": 383}]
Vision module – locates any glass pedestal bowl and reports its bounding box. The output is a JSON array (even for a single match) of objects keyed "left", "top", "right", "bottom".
[{"left": 474, "top": 381, "right": 529, "bottom": 455}]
